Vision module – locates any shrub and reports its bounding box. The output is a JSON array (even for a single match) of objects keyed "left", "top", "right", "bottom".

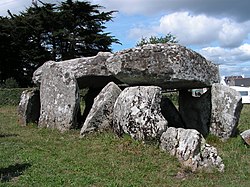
[{"left": 0, "top": 88, "right": 28, "bottom": 106}]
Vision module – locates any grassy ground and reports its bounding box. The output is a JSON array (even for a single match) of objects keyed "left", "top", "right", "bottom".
[{"left": 0, "top": 105, "right": 249, "bottom": 187}]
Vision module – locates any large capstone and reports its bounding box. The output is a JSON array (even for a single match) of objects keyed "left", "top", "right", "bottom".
[
  {"left": 113, "top": 86, "right": 168, "bottom": 141},
  {"left": 179, "top": 89, "right": 211, "bottom": 137},
  {"left": 160, "top": 127, "right": 224, "bottom": 172},
  {"left": 210, "top": 84, "right": 243, "bottom": 140},
  {"left": 80, "top": 82, "right": 121, "bottom": 136},
  {"left": 106, "top": 44, "right": 219, "bottom": 89},
  {"left": 38, "top": 64, "right": 81, "bottom": 132},
  {"left": 33, "top": 52, "right": 121, "bottom": 88},
  {"left": 18, "top": 88, "right": 40, "bottom": 125}
]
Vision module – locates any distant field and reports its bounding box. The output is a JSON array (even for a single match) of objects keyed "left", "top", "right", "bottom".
[{"left": 0, "top": 105, "right": 249, "bottom": 186}]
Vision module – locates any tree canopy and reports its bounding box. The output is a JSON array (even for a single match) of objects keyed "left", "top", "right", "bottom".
[
  {"left": 0, "top": 0, "right": 118, "bottom": 87},
  {"left": 136, "top": 34, "right": 178, "bottom": 47}
]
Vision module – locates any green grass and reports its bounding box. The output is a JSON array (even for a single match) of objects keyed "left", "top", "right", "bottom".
[{"left": 0, "top": 105, "right": 250, "bottom": 187}]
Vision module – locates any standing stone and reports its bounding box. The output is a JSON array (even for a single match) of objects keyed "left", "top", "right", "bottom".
[
  {"left": 113, "top": 86, "right": 168, "bottom": 141},
  {"left": 210, "top": 84, "right": 243, "bottom": 140},
  {"left": 107, "top": 43, "right": 219, "bottom": 89},
  {"left": 80, "top": 82, "right": 121, "bottom": 136},
  {"left": 179, "top": 89, "right": 211, "bottom": 137},
  {"left": 160, "top": 127, "right": 224, "bottom": 172},
  {"left": 240, "top": 129, "right": 250, "bottom": 145},
  {"left": 18, "top": 88, "right": 40, "bottom": 125},
  {"left": 39, "top": 65, "right": 80, "bottom": 132}
]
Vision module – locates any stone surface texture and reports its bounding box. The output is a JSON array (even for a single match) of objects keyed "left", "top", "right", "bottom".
[
  {"left": 160, "top": 127, "right": 224, "bottom": 172},
  {"left": 179, "top": 89, "right": 211, "bottom": 137},
  {"left": 113, "top": 86, "right": 168, "bottom": 141},
  {"left": 240, "top": 129, "right": 250, "bottom": 145},
  {"left": 80, "top": 82, "right": 121, "bottom": 136},
  {"left": 38, "top": 65, "right": 80, "bottom": 132},
  {"left": 18, "top": 88, "right": 40, "bottom": 125},
  {"left": 210, "top": 84, "right": 243, "bottom": 140},
  {"left": 33, "top": 52, "right": 119, "bottom": 88},
  {"left": 106, "top": 44, "right": 219, "bottom": 89}
]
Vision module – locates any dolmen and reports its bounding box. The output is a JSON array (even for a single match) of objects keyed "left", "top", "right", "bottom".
[{"left": 19, "top": 43, "right": 244, "bottom": 172}]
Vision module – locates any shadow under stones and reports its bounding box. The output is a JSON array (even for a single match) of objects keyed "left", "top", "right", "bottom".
[
  {"left": 0, "top": 163, "right": 31, "bottom": 182},
  {"left": 0, "top": 134, "right": 18, "bottom": 138},
  {"left": 80, "top": 88, "right": 102, "bottom": 126}
]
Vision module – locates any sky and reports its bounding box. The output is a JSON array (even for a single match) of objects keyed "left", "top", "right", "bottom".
[{"left": 1, "top": 0, "right": 250, "bottom": 78}]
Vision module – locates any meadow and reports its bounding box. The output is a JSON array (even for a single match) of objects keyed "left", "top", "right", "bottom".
[{"left": 0, "top": 103, "right": 249, "bottom": 186}]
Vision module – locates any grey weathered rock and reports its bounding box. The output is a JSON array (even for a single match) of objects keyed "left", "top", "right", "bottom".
[
  {"left": 18, "top": 88, "right": 40, "bottom": 125},
  {"left": 210, "top": 84, "right": 243, "bottom": 140},
  {"left": 80, "top": 82, "right": 121, "bottom": 136},
  {"left": 160, "top": 127, "right": 224, "bottom": 172},
  {"left": 161, "top": 96, "right": 185, "bottom": 128},
  {"left": 240, "top": 129, "right": 250, "bottom": 145},
  {"left": 113, "top": 86, "right": 168, "bottom": 141},
  {"left": 33, "top": 52, "right": 120, "bottom": 88},
  {"left": 107, "top": 44, "right": 219, "bottom": 89},
  {"left": 38, "top": 65, "right": 81, "bottom": 132},
  {"left": 179, "top": 89, "right": 211, "bottom": 137}
]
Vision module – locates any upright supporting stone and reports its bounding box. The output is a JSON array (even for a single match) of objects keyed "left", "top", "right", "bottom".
[
  {"left": 210, "top": 84, "right": 243, "bottom": 140},
  {"left": 39, "top": 65, "right": 81, "bottom": 132},
  {"left": 113, "top": 86, "right": 168, "bottom": 141},
  {"left": 80, "top": 82, "right": 121, "bottom": 136},
  {"left": 18, "top": 88, "right": 40, "bottom": 125},
  {"left": 179, "top": 89, "right": 211, "bottom": 137}
]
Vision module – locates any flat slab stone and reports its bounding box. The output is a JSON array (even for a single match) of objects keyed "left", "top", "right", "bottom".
[
  {"left": 107, "top": 44, "right": 219, "bottom": 89},
  {"left": 18, "top": 88, "right": 40, "bottom": 125},
  {"left": 33, "top": 52, "right": 121, "bottom": 88},
  {"left": 38, "top": 65, "right": 81, "bottom": 132},
  {"left": 80, "top": 82, "right": 121, "bottom": 136},
  {"left": 210, "top": 84, "right": 243, "bottom": 140},
  {"left": 113, "top": 86, "right": 168, "bottom": 141}
]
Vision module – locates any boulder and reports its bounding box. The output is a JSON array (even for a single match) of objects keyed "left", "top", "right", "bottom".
[
  {"left": 179, "top": 89, "right": 211, "bottom": 137},
  {"left": 160, "top": 127, "right": 224, "bottom": 172},
  {"left": 210, "top": 84, "right": 243, "bottom": 140},
  {"left": 33, "top": 52, "right": 121, "bottom": 88},
  {"left": 80, "top": 82, "right": 121, "bottom": 136},
  {"left": 106, "top": 44, "right": 219, "bottom": 89},
  {"left": 240, "top": 129, "right": 250, "bottom": 145},
  {"left": 38, "top": 64, "right": 81, "bottom": 132},
  {"left": 113, "top": 86, "right": 168, "bottom": 141},
  {"left": 18, "top": 88, "right": 40, "bottom": 125}
]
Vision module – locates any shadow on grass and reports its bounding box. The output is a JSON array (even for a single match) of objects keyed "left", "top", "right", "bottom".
[
  {"left": 0, "top": 163, "right": 31, "bottom": 182},
  {"left": 0, "top": 134, "right": 18, "bottom": 138}
]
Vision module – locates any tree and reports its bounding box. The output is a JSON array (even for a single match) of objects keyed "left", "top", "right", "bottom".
[
  {"left": 0, "top": 0, "right": 118, "bottom": 87},
  {"left": 136, "top": 33, "right": 178, "bottom": 47}
]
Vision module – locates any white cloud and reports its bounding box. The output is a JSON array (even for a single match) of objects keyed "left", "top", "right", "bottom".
[
  {"left": 199, "top": 44, "right": 250, "bottom": 76},
  {"left": 200, "top": 44, "right": 250, "bottom": 65},
  {"left": 90, "top": 0, "right": 250, "bottom": 22},
  {"left": 158, "top": 12, "right": 221, "bottom": 46},
  {"left": 128, "top": 12, "right": 250, "bottom": 48}
]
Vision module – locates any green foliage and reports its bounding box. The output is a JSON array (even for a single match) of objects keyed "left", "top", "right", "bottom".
[
  {"left": 0, "top": 0, "right": 119, "bottom": 87},
  {"left": 0, "top": 78, "right": 19, "bottom": 88},
  {"left": 163, "top": 91, "right": 179, "bottom": 106},
  {"left": 0, "top": 105, "right": 249, "bottom": 186},
  {"left": 136, "top": 33, "right": 178, "bottom": 47},
  {"left": 0, "top": 88, "right": 27, "bottom": 106}
]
